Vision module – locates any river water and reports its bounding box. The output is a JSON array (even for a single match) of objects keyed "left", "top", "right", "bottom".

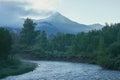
[{"left": 1, "top": 61, "right": 120, "bottom": 80}]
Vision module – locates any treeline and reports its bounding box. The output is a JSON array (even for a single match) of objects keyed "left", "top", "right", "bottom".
[
  {"left": 0, "top": 20, "right": 36, "bottom": 78},
  {"left": 16, "top": 19, "right": 120, "bottom": 70},
  {"left": 0, "top": 28, "right": 13, "bottom": 65}
]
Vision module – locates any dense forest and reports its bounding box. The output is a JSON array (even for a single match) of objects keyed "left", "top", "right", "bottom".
[
  {"left": 0, "top": 18, "right": 120, "bottom": 78},
  {"left": 0, "top": 20, "right": 36, "bottom": 78},
  {"left": 17, "top": 18, "right": 120, "bottom": 70}
]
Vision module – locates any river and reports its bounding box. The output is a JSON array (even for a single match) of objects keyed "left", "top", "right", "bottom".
[{"left": 1, "top": 61, "right": 120, "bottom": 80}]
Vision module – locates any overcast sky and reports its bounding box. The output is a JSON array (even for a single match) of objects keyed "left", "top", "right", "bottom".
[{"left": 0, "top": 0, "right": 120, "bottom": 25}]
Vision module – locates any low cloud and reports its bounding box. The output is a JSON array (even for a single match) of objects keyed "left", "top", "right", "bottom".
[
  {"left": 0, "top": 0, "right": 62, "bottom": 27},
  {"left": 0, "top": 1, "right": 30, "bottom": 27},
  {"left": 26, "top": 0, "right": 62, "bottom": 11}
]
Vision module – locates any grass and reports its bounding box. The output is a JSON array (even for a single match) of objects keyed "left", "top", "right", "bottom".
[{"left": 0, "top": 61, "right": 37, "bottom": 79}]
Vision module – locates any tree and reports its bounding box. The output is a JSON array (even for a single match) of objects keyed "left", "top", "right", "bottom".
[
  {"left": 33, "top": 31, "right": 48, "bottom": 50},
  {"left": 117, "top": 31, "right": 120, "bottom": 42},
  {"left": 38, "top": 31, "right": 48, "bottom": 51},
  {"left": 20, "top": 18, "right": 36, "bottom": 48},
  {"left": 71, "top": 39, "right": 80, "bottom": 55},
  {"left": 0, "top": 27, "right": 12, "bottom": 58},
  {"left": 98, "top": 36, "right": 105, "bottom": 54},
  {"left": 107, "top": 42, "right": 120, "bottom": 57}
]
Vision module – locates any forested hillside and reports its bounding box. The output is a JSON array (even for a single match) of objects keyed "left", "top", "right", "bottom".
[
  {"left": 0, "top": 18, "right": 120, "bottom": 79},
  {"left": 0, "top": 26, "right": 36, "bottom": 78},
  {"left": 17, "top": 18, "right": 120, "bottom": 70}
]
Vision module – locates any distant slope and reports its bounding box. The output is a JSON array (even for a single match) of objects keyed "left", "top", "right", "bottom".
[
  {"left": 36, "top": 12, "right": 91, "bottom": 34},
  {"left": 88, "top": 24, "right": 104, "bottom": 30},
  {"left": 35, "top": 22, "right": 60, "bottom": 35},
  {"left": 0, "top": 12, "right": 104, "bottom": 35}
]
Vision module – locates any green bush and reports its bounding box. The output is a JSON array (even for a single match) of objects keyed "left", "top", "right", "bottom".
[
  {"left": 107, "top": 42, "right": 120, "bottom": 57},
  {"left": 0, "top": 62, "right": 37, "bottom": 79}
]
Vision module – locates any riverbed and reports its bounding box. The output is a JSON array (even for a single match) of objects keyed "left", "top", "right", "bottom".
[{"left": 1, "top": 61, "right": 120, "bottom": 80}]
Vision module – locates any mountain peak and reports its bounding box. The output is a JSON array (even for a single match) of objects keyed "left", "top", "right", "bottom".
[
  {"left": 45, "top": 12, "right": 71, "bottom": 23},
  {"left": 51, "top": 12, "right": 62, "bottom": 17},
  {"left": 89, "top": 23, "right": 104, "bottom": 30}
]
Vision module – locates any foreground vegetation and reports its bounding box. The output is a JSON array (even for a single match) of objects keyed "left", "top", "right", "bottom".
[
  {"left": 0, "top": 61, "right": 36, "bottom": 78},
  {"left": 0, "top": 18, "right": 120, "bottom": 79},
  {"left": 0, "top": 27, "right": 37, "bottom": 79},
  {"left": 17, "top": 18, "right": 120, "bottom": 70}
]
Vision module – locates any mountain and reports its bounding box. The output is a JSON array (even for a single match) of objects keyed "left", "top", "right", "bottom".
[
  {"left": 35, "top": 12, "right": 104, "bottom": 34},
  {"left": 36, "top": 12, "right": 91, "bottom": 34},
  {"left": 0, "top": 12, "right": 104, "bottom": 35},
  {"left": 35, "top": 22, "right": 60, "bottom": 35},
  {"left": 88, "top": 23, "right": 104, "bottom": 30}
]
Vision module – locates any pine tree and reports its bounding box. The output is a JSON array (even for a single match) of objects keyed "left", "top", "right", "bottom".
[
  {"left": 0, "top": 27, "right": 12, "bottom": 58},
  {"left": 39, "top": 31, "right": 48, "bottom": 51},
  {"left": 117, "top": 31, "right": 120, "bottom": 42},
  {"left": 98, "top": 36, "right": 105, "bottom": 54},
  {"left": 71, "top": 39, "right": 80, "bottom": 55},
  {"left": 20, "top": 18, "right": 36, "bottom": 49}
]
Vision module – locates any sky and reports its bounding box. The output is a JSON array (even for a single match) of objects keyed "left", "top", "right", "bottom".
[{"left": 0, "top": 0, "right": 120, "bottom": 26}]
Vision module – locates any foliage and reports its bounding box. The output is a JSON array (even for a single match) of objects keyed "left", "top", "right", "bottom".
[
  {"left": 0, "top": 27, "right": 12, "bottom": 59},
  {"left": 20, "top": 18, "right": 36, "bottom": 49},
  {"left": 0, "top": 22, "right": 37, "bottom": 78},
  {"left": 0, "top": 62, "right": 37, "bottom": 79},
  {"left": 15, "top": 19, "right": 120, "bottom": 70}
]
